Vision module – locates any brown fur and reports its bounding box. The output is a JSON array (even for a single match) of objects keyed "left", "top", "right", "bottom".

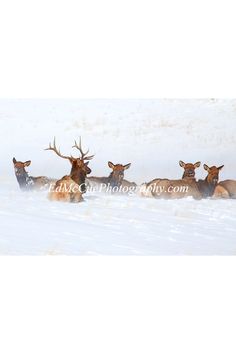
[
  {"left": 141, "top": 178, "right": 202, "bottom": 199},
  {"left": 49, "top": 161, "right": 90, "bottom": 203},
  {"left": 48, "top": 176, "right": 83, "bottom": 203},
  {"left": 88, "top": 161, "right": 136, "bottom": 191},
  {"left": 197, "top": 164, "right": 224, "bottom": 198},
  {"left": 46, "top": 138, "right": 93, "bottom": 203},
  {"left": 13, "top": 158, "right": 55, "bottom": 191},
  {"left": 140, "top": 160, "right": 202, "bottom": 199},
  {"left": 213, "top": 180, "right": 236, "bottom": 199},
  {"left": 179, "top": 160, "right": 201, "bottom": 179},
  {"left": 140, "top": 163, "right": 224, "bottom": 200}
]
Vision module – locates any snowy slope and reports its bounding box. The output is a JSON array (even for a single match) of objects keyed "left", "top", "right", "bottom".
[{"left": 0, "top": 99, "right": 236, "bottom": 255}]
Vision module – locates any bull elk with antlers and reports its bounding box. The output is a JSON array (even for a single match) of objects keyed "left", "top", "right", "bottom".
[
  {"left": 87, "top": 161, "right": 136, "bottom": 192},
  {"left": 13, "top": 157, "right": 55, "bottom": 191},
  {"left": 45, "top": 138, "right": 94, "bottom": 202}
]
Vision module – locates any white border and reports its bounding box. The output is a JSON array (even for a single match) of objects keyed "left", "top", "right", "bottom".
[
  {"left": 0, "top": 0, "right": 236, "bottom": 98},
  {"left": 1, "top": 0, "right": 236, "bottom": 353},
  {"left": 0, "top": 257, "right": 236, "bottom": 354}
]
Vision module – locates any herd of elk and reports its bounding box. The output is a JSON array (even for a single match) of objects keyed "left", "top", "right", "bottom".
[{"left": 13, "top": 140, "right": 236, "bottom": 202}]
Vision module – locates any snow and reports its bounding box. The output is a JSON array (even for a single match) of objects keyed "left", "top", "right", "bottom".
[{"left": 0, "top": 99, "right": 236, "bottom": 255}]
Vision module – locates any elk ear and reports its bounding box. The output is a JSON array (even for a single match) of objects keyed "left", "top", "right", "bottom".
[
  {"left": 204, "top": 164, "right": 210, "bottom": 172},
  {"left": 24, "top": 160, "right": 31, "bottom": 167},
  {"left": 85, "top": 161, "right": 89, "bottom": 166},
  {"left": 218, "top": 165, "right": 224, "bottom": 170},
  {"left": 179, "top": 160, "right": 185, "bottom": 168},
  {"left": 194, "top": 161, "right": 201, "bottom": 168},
  {"left": 108, "top": 161, "right": 115, "bottom": 169},
  {"left": 13, "top": 157, "right": 17, "bottom": 164},
  {"left": 123, "top": 163, "right": 131, "bottom": 170}
]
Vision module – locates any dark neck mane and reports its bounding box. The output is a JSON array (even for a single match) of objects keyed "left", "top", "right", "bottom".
[
  {"left": 70, "top": 169, "right": 86, "bottom": 186},
  {"left": 108, "top": 172, "right": 122, "bottom": 187},
  {"left": 197, "top": 177, "right": 216, "bottom": 198},
  {"left": 16, "top": 171, "right": 34, "bottom": 190}
]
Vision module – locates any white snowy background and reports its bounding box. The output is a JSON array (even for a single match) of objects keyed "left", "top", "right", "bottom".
[{"left": 0, "top": 99, "right": 236, "bottom": 255}]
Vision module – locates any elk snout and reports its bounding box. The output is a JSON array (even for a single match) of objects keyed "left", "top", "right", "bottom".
[
  {"left": 15, "top": 168, "right": 22, "bottom": 176},
  {"left": 188, "top": 169, "right": 195, "bottom": 177},
  {"left": 212, "top": 177, "right": 218, "bottom": 185}
]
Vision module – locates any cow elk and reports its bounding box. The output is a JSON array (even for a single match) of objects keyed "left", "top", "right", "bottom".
[
  {"left": 139, "top": 177, "right": 202, "bottom": 199},
  {"left": 45, "top": 138, "right": 94, "bottom": 202},
  {"left": 139, "top": 160, "right": 202, "bottom": 199},
  {"left": 213, "top": 179, "right": 236, "bottom": 199},
  {"left": 179, "top": 160, "right": 201, "bottom": 179},
  {"left": 13, "top": 157, "right": 54, "bottom": 191},
  {"left": 88, "top": 161, "right": 136, "bottom": 192},
  {"left": 197, "top": 164, "right": 224, "bottom": 198},
  {"left": 139, "top": 163, "right": 224, "bottom": 200}
]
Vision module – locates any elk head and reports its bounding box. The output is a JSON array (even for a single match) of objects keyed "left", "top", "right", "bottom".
[
  {"left": 108, "top": 161, "right": 131, "bottom": 187},
  {"left": 203, "top": 164, "right": 224, "bottom": 185},
  {"left": 45, "top": 137, "right": 94, "bottom": 193},
  {"left": 13, "top": 157, "right": 32, "bottom": 189},
  {"left": 179, "top": 160, "right": 201, "bottom": 179}
]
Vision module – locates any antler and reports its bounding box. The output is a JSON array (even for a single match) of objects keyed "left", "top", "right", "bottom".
[
  {"left": 45, "top": 137, "right": 72, "bottom": 160},
  {"left": 72, "top": 137, "right": 94, "bottom": 161}
]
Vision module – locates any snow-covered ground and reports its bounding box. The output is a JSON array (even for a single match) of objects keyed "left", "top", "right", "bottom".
[{"left": 0, "top": 99, "right": 236, "bottom": 255}]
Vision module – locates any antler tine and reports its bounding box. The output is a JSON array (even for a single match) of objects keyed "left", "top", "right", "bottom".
[
  {"left": 45, "top": 137, "right": 71, "bottom": 160},
  {"left": 84, "top": 154, "right": 95, "bottom": 161},
  {"left": 72, "top": 137, "right": 94, "bottom": 161},
  {"left": 72, "top": 137, "right": 88, "bottom": 156}
]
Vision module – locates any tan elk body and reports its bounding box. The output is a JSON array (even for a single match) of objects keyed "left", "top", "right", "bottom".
[
  {"left": 213, "top": 180, "right": 236, "bottom": 198},
  {"left": 140, "top": 162, "right": 224, "bottom": 200},
  {"left": 139, "top": 161, "right": 201, "bottom": 199}
]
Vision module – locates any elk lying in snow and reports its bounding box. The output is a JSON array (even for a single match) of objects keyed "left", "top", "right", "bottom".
[
  {"left": 87, "top": 161, "right": 136, "bottom": 192},
  {"left": 139, "top": 160, "right": 202, "bottom": 199},
  {"left": 45, "top": 138, "right": 94, "bottom": 202},
  {"left": 213, "top": 179, "right": 236, "bottom": 198},
  {"left": 140, "top": 177, "right": 202, "bottom": 199},
  {"left": 13, "top": 157, "right": 55, "bottom": 191},
  {"left": 140, "top": 163, "right": 224, "bottom": 200},
  {"left": 179, "top": 160, "right": 201, "bottom": 179},
  {"left": 197, "top": 164, "right": 224, "bottom": 198}
]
